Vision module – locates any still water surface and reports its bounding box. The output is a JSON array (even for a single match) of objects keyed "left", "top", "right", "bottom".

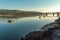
[{"left": 0, "top": 16, "right": 58, "bottom": 40}]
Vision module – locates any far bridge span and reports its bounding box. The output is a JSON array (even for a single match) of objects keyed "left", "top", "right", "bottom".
[{"left": 42, "top": 13, "right": 60, "bottom": 17}]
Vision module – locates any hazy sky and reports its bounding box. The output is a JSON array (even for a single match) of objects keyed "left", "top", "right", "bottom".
[{"left": 0, "top": 0, "right": 60, "bottom": 12}]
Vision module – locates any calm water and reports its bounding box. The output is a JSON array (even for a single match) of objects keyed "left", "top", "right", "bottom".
[{"left": 0, "top": 16, "right": 58, "bottom": 40}]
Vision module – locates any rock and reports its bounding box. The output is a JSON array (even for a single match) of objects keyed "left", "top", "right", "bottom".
[
  {"left": 55, "top": 17, "right": 60, "bottom": 24},
  {"left": 21, "top": 30, "right": 53, "bottom": 40},
  {"left": 8, "top": 20, "right": 15, "bottom": 23},
  {"left": 52, "top": 29, "right": 60, "bottom": 40}
]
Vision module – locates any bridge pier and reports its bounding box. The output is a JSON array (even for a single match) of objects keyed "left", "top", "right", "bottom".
[
  {"left": 46, "top": 13, "right": 48, "bottom": 16},
  {"left": 53, "top": 13, "right": 55, "bottom": 16},
  {"left": 57, "top": 13, "right": 59, "bottom": 17}
]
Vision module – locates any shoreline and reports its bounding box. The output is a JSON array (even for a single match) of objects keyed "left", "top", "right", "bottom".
[
  {"left": 21, "top": 17, "right": 60, "bottom": 40},
  {"left": 21, "top": 22, "right": 55, "bottom": 40}
]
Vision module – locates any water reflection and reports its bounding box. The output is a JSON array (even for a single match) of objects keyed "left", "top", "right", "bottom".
[
  {"left": 0, "top": 13, "right": 59, "bottom": 24},
  {"left": 0, "top": 13, "right": 59, "bottom": 21}
]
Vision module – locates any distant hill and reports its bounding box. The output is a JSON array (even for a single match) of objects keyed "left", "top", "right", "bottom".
[{"left": 0, "top": 9, "right": 43, "bottom": 14}]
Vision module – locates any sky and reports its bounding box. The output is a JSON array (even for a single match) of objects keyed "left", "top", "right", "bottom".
[{"left": 0, "top": 0, "right": 60, "bottom": 12}]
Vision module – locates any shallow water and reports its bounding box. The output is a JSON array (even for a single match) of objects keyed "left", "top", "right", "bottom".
[{"left": 0, "top": 16, "right": 58, "bottom": 40}]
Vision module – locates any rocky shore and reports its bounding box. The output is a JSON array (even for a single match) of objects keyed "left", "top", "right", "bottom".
[
  {"left": 21, "top": 17, "right": 60, "bottom": 40},
  {"left": 21, "top": 30, "right": 53, "bottom": 40}
]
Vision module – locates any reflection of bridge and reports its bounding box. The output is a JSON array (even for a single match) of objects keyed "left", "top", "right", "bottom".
[{"left": 42, "top": 13, "right": 60, "bottom": 17}]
